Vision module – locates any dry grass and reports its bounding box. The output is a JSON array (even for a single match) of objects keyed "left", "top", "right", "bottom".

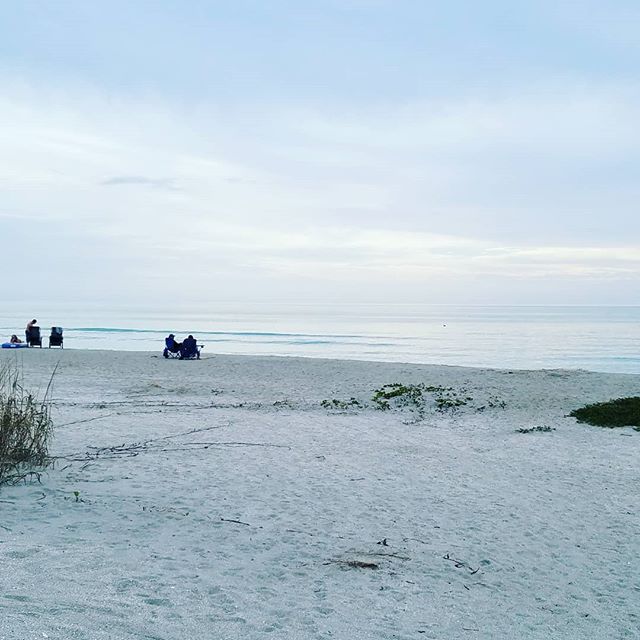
[{"left": 0, "top": 363, "right": 55, "bottom": 485}]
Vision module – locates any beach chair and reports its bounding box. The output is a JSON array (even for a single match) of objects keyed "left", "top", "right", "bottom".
[
  {"left": 179, "top": 346, "right": 201, "bottom": 360},
  {"left": 179, "top": 338, "right": 202, "bottom": 360},
  {"left": 26, "top": 326, "right": 42, "bottom": 347},
  {"left": 49, "top": 327, "right": 63, "bottom": 348},
  {"left": 163, "top": 335, "right": 181, "bottom": 359}
]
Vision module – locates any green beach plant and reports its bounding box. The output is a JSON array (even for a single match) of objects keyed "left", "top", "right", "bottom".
[
  {"left": 569, "top": 397, "right": 640, "bottom": 428},
  {"left": 371, "top": 383, "right": 433, "bottom": 411},
  {"left": 516, "top": 426, "right": 555, "bottom": 434},
  {"left": 320, "top": 397, "right": 362, "bottom": 411},
  {"left": 0, "top": 363, "right": 55, "bottom": 485},
  {"left": 371, "top": 383, "right": 470, "bottom": 417}
]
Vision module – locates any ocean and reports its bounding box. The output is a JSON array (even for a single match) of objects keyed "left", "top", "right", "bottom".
[{"left": 2, "top": 304, "right": 639, "bottom": 374}]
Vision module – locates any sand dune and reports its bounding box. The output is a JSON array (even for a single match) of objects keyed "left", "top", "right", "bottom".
[{"left": 1, "top": 349, "right": 638, "bottom": 639}]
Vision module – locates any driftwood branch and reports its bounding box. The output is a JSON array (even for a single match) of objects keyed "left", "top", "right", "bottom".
[
  {"left": 220, "top": 517, "right": 251, "bottom": 526},
  {"left": 324, "top": 559, "right": 379, "bottom": 569},
  {"left": 57, "top": 439, "right": 289, "bottom": 462},
  {"left": 443, "top": 553, "right": 480, "bottom": 574},
  {"left": 55, "top": 419, "right": 289, "bottom": 463}
]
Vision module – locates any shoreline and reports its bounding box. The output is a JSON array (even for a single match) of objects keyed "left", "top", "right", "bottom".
[{"left": 4, "top": 345, "right": 640, "bottom": 378}]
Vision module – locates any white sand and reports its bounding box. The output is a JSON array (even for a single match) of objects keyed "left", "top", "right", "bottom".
[{"left": 1, "top": 349, "right": 639, "bottom": 639}]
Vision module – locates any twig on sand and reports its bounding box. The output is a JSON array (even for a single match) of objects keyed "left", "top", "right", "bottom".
[
  {"left": 56, "top": 429, "right": 289, "bottom": 462},
  {"left": 324, "top": 559, "right": 379, "bottom": 569},
  {"left": 58, "top": 413, "right": 119, "bottom": 427},
  {"left": 325, "top": 548, "right": 409, "bottom": 569},
  {"left": 220, "top": 517, "right": 251, "bottom": 526},
  {"left": 403, "top": 537, "right": 429, "bottom": 545},
  {"left": 149, "top": 424, "right": 230, "bottom": 442},
  {"left": 366, "top": 551, "right": 410, "bottom": 560},
  {"left": 1, "top": 470, "right": 43, "bottom": 485},
  {"left": 180, "top": 441, "right": 288, "bottom": 448},
  {"left": 59, "top": 413, "right": 230, "bottom": 428},
  {"left": 443, "top": 553, "right": 480, "bottom": 574}
]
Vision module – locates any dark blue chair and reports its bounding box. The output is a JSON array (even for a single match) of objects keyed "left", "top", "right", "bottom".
[{"left": 179, "top": 336, "right": 201, "bottom": 360}]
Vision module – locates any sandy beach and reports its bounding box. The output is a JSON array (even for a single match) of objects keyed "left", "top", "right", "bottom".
[{"left": 1, "top": 348, "right": 638, "bottom": 640}]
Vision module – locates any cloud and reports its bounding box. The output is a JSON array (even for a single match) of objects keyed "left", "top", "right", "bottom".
[
  {"left": 0, "top": 75, "right": 638, "bottom": 304},
  {"left": 101, "top": 176, "right": 179, "bottom": 190}
]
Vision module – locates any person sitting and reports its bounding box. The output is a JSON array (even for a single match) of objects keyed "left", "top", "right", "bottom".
[
  {"left": 163, "top": 334, "right": 182, "bottom": 358},
  {"left": 180, "top": 334, "right": 199, "bottom": 359},
  {"left": 10, "top": 335, "right": 22, "bottom": 344},
  {"left": 25, "top": 319, "right": 38, "bottom": 343}
]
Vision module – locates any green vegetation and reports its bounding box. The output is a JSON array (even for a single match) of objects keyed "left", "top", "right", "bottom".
[
  {"left": 371, "top": 383, "right": 471, "bottom": 418},
  {"left": 487, "top": 395, "right": 507, "bottom": 409},
  {"left": 371, "top": 383, "right": 429, "bottom": 411},
  {"left": 434, "top": 394, "right": 471, "bottom": 412},
  {"left": 0, "top": 364, "right": 54, "bottom": 485},
  {"left": 570, "top": 397, "right": 640, "bottom": 428},
  {"left": 517, "top": 426, "right": 555, "bottom": 434},
  {"left": 322, "top": 382, "right": 505, "bottom": 421},
  {"left": 320, "top": 398, "right": 362, "bottom": 411},
  {"left": 273, "top": 399, "right": 294, "bottom": 409}
]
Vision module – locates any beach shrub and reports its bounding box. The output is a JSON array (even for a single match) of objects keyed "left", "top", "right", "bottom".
[
  {"left": 372, "top": 384, "right": 426, "bottom": 411},
  {"left": 371, "top": 383, "right": 470, "bottom": 419},
  {"left": 372, "top": 383, "right": 427, "bottom": 412},
  {"left": 570, "top": 397, "right": 640, "bottom": 428},
  {"left": 487, "top": 395, "right": 507, "bottom": 409},
  {"left": 0, "top": 364, "right": 54, "bottom": 485},
  {"left": 273, "top": 399, "right": 294, "bottom": 409},
  {"left": 320, "top": 398, "right": 362, "bottom": 411},
  {"left": 434, "top": 394, "right": 470, "bottom": 412},
  {"left": 517, "top": 426, "right": 555, "bottom": 434}
]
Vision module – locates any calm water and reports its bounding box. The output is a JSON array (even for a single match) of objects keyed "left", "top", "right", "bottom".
[{"left": 1, "top": 304, "right": 639, "bottom": 374}]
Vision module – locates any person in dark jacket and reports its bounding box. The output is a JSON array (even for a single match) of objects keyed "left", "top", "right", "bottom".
[
  {"left": 163, "top": 334, "right": 182, "bottom": 358},
  {"left": 180, "top": 335, "right": 199, "bottom": 359}
]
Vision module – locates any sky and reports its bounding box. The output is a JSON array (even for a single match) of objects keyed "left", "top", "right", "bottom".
[{"left": 2, "top": 0, "right": 639, "bottom": 307}]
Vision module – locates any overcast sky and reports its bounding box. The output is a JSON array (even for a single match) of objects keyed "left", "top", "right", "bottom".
[{"left": 2, "top": 0, "right": 639, "bottom": 306}]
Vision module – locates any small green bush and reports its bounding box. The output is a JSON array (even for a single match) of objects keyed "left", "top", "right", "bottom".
[
  {"left": 517, "top": 426, "right": 555, "bottom": 434},
  {"left": 320, "top": 398, "right": 361, "bottom": 410},
  {"left": 372, "top": 383, "right": 426, "bottom": 411},
  {"left": 0, "top": 364, "right": 54, "bottom": 484},
  {"left": 569, "top": 397, "right": 640, "bottom": 428},
  {"left": 370, "top": 383, "right": 470, "bottom": 419}
]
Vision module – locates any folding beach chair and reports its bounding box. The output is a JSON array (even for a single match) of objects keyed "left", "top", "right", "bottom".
[
  {"left": 49, "top": 327, "right": 63, "bottom": 348},
  {"left": 26, "top": 326, "right": 42, "bottom": 347},
  {"left": 163, "top": 335, "right": 181, "bottom": 359},
  {"left": 179, "top": 336, "right": 202, "bottom": 360}
]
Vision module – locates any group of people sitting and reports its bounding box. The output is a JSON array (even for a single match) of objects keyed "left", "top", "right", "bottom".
[{"left": 163, "top": 334, "right": 201, "bottom": 360}]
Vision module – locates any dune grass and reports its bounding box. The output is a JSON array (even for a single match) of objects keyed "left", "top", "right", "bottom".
[
  {"left": 569, "top": 396, "right": 640, "bottom": 428},
  {"left": 0, "top": 363, "right": 55, "bottom": 484}
]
